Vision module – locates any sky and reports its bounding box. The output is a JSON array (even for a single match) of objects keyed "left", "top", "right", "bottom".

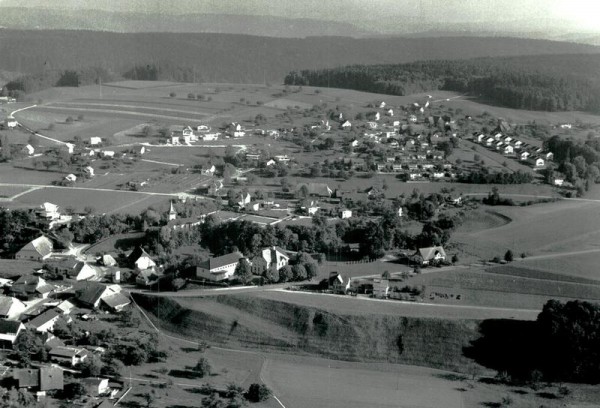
[{"left": 1, "top": 0, "right": 599, "bottom": 31}]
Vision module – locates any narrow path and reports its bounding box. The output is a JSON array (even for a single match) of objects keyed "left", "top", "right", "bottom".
[
  {"left": 10, "top": 105, "right": 71, "bottom": 147},
  {"left": 140, "top": 158, "right": 182, "bottom": 167}
]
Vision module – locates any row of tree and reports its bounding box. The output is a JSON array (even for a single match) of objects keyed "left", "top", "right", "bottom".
[{"left": 284, "top": 55, "right": 600, "bottom": 113}]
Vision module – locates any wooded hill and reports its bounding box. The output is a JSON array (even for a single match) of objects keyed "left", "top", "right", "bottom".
[
  {"left": 284, "top": 54, "right": 600, "bottom": 113},
  {"left": 1, "top": 30, "right": 599, "bottom": 86}
]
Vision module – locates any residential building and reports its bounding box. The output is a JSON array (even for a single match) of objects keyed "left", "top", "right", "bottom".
[
  {"left": 257, "top": 247, "right": 289, "bottom": 271},
  {"left": 128, "top": 247, "right": 156, "bottom": 270},
  {"left": 413, "top": 246, "right": 447, "bottom": 266},
  {"left": 26, "top": 309, "right": 62, "bottom": 333},
  {"left": 82, "top": 378, "right": 110, "bottom": 396},
  {"left": 328, "top": 272, "right": 351, "bottom": 294},
  {"left": 195, "top": 252, "right": 244, "bottom": 281},
  {"left": 14, "top": 367, "right": 64, "bottom": 395},
  {"left": 0, "top": 320, "right": 25, "bottom": 349},
  {"left": 22, "top": 144, "right": 35, "bottom": 155},
  {"left": 10, "top": 275, "right": 54, "bottom": 300},
  {"left": 76, "top": 283, "right": 129, "bottom": 311},
  {"left": 15, "top": 235, "right": 54, "bottom": 261},
  {"left": 339, "top": 209, "right": 352, "bottom": 219},
  {"left": 90, "top": 137, "right": 102, "bottom": 146},
  {"left": 37, "top": 202, "right": 60, "bottom": 220},
  {"left": 49, "top": 346, "right": 89, "bottom": 367},
  {"left": 0, "top": 296, "right": 27, "bottom": 320}
]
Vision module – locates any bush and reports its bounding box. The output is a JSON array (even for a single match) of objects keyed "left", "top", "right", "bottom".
[
  {"left": 194, "top": 357, "right": 212, "bottom": 378},
  {"left": 65, "top": 116, "right": 74, "bottom": 124},
  {"left": 169, "top": 92, "right": 176, "bottom": 98},
  {"left": 246, "top": 383, "right": 272, "bottom": 402},
  {"left": 504, "top": 250, "right": 514, "bottom": 262}
]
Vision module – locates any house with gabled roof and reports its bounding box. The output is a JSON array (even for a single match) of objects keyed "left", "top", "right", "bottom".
[
  {"left": 76, "top": 283, "right": 128, "bottom": 311},
  {"left": 10, "top": 275, "right": 54, "bottom": 300},
  {"left": 258, "top": 247, "right": 289, "bottom": 271},
  {"left": 296, "top": 183, "right": 333, "bottom": 198},
  {"left": 26, "top": 309, "right": 62, "bottom": 333},
  {"left": 0, "top": 319, "right": 25, "bottom": 349},
  {"left": 328, "top": 272, "right": 351, "bottom": 294},
  {"left": 195, "top": 252, "right": 244, "bottom": 281},
  {"left": 127, "top": 247, "right": 156, "bottom": 270},
  {"left": 49, "top": 346, "right": 89, "bottom": 367},
  {"left": 412, "top": 246, "right": 447, "bottom": 266},
  {"left": 13, "top": 366, "right": 64, "bottom": 395},
  {"left": 15, "top": 236, "right": 54, "bottom": 261},
  {"left": 0, "top": 296, "right": 26, "bottom": 320}
]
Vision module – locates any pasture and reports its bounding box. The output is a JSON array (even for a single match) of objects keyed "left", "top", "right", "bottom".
[
  {"left": 451, "top": 199, "right": 600, "bottom": 262},
  {"left": 11, "top": 186, "right": 172, "bottom": 214}
]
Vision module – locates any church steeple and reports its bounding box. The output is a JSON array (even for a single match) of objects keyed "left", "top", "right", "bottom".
[{"left": 168, "top": 201, "right": 177, "bottom": 221}]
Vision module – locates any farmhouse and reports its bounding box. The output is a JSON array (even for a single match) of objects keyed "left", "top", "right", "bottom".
[
  {"left": 412, "top": 246, "right": 447, "bottom": 266},
  {"left": 0, "top": 296, "right": 26, "bottom": 320},
  {"left": 10, "top": 275, "right": 54, "bottom": 300},
  {"left": 37, "top": 202, "right": 60, "bottom": 220},
  {"left": 535, "top": 157, "right": 545, "bottom": 167},
  {"left": 339, "top": 209, "right": 352, "bottom": 219},
  {"left": 22, "top": 144, "right": 35, "bottom": 155},
  {"left": 69, "top": 262, "right": 100, "bottom": 281},
  {"left": 15, "top": 236, "right": 54, "bottom": 261},
  {"left": 128, "top": 247, "right": 156, "bottom": 270},
  {"left": 26, "top": 309, "right": 62, "bottom": 333},
  {"left": 13, "top": 366, "right": 63, "bottom": 396},
  {"left": 90, "top": 137, "right": 102, "bottom": 146},
  {"left": 328, "top": 272, "right": 351, "bottom": 294},
  {"left": 76, "top": 283, "right": 129, "bottom": 311},
  {"left": 49, "top": 346, "right": 89, "bottom": 367},
  {"left": 195, "top": 252, "right": 244, "bottom": 281},
  {"left": 258, "top": 247, "right": 289, "bottom": 271},
  {"left": 341, "top": 120, "right": 352, "bottom": 129},
  {"left": 0, "top": 320, "right": 25, "bottom": 349}
]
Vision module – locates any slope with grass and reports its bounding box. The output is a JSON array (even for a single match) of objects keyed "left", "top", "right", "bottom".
[{"left": 133, "top": 293, "right": 482, "bottom": 373}]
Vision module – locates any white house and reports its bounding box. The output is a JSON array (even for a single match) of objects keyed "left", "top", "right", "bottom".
[
  {"left": 195, "top": 252, "right": 244, "bottom": 281},
  {"left": 69, "top": 262, "right": 99, "bottom": 281},
  {"left": 259, "top": 247, "right": 289, "bottom": 271},
  {"left": 387, "top": 109, "right": 394, "bottom": 117},
  {"left": 379, "top": 101, "right": 386, "bottom": 108},
  {"left": 350, "top": 139, "right": 359, "bottom": 147},
  {"left": 182, "top": 126, "right": 195, "bottom": 137},
  {"left": 102, "top": 151, "right": 114, "bottom": 158},
  {"left": 170, "top": 136, "right": 180, "bottom": 145},
  {"left": 27, "top": 309, "right": 62, "bottom": 333},
  {"left": 367, "top": 121, "right": 378, "bottom": 129},
  {"left": 202, "top": 133, "right": 219, "bottom": 141},
  {"left": 65, "top": 174, "right": 77, "bottom": 182},
  {"left": 485, "top": 137, "right": 494, "bottom": 147},
  {"left": 374, "top": 112, "right": 381, "bottom": 121},
  {"left": 339, "top": 209, "right": 352, "bottom": 219},
  {"left": 0, "top": 296, "right": 26, "bottom": 320},
  {"left": 265, "top": 159, "right": 276, "bottom": 167},
  {"left": 38, "top": 203, "right": 60, "bottom": 220},
  {"left": 128, "top": 247, "right": 156, "bottom": 270},
  {"left": 408, "top": 115, "right": 417, "bottom": 123},
  {"left": 202, "top": 164, "right": 216, "bottom": 175},
  {"left": 413, "top": 246, "right": 447, "bottom": 266},
  {"left": 554, "top": 178, "right": 565, "bottom": 186},
  {"left": 341, "top": 121, "right": 352, "bottom": 129},
  {"left": 274, "top": 155, "right": 291, "bottom": 163},
  {"left": 476, "top": 134, "right": 485, "bottom": 143},
  {"left": 520, "top": 151, "right": 530, "bottom": 161},
  {"left": 514, "top": 140, "right": 523, "bottom": 148},
  {"left": 84, "top": 166, "right": 94, "bottom": 177},
  {"left": 197, "top": 125, "right": 211, "bottom": 133},
  {"left": 23, "top": 144, "right": 35, "bottom": 155},
  {"left": 0, "top": 320, "right": 25, "bottom": 349},
  {"left": 397, "top": 207, "right": 403, "bottom": 217},
  {"left": 545, "top": 152, "right": 554, "bottom": 161},
  {"left": 535, "top": 158, "right": 545, "bottom": 167},
  {"left": 49, "top": 346, "right": 88, "bottom": 367},
  {"left": 5, "top": 118, "right": 18, "bottom": 129},
  {"left": 237, "top": 192, "right": 251, "bottom": 208},
  {"left": 503, "top": 145, "right": 514, "bottom": 155},
  {"left": 90, "top": 137, "right": 102, "bottom": 146}
]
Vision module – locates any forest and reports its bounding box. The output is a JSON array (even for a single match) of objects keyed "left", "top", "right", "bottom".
[{"left": 284, "top": 54, "right": 600, "bottom": 113}]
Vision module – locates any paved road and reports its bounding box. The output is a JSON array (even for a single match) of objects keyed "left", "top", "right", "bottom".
[{"left": 10, "top": 105, "right": 72, "bottom": 147}]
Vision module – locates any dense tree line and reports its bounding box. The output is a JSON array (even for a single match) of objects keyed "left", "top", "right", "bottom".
[
  {"left": 5, "top": 67, "right": 116, "bottom": 96},
  {"left": 284, "top": 54, "right": 600, "bottom": 113}
]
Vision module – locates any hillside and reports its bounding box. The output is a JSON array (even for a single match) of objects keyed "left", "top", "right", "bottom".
[
  {"left": 1, "top": 30, "right": 600, "bottom": 85},
  {"left": 133, "top": 293, "right": 485, "bottom": 373},
  {"left": 284, "top": 54, "right": 600, "bottom": 113}
]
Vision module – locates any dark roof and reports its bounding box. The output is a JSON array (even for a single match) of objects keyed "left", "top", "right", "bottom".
[
  {"left": 296, "top": 183, "right": 332, "bottom": 197},
  {"left": 13, "top": 368, "right": 39, "bottom": 388},
  {"left": 0, "top": 319, "right": 23, "bottom": 335},
  {"left": 101, "top": 293, "right": 130, "bottom": 309},
  {"left": 127, "top": 247, "right": 153, "bottom": 263},
  {"left": 197, "top": 252, "right": 243, "bottom": 271},
  {"left": 417, "top": 246, "right": 447, "bottom": 261},
  {"left": 40, "top": 366, "right": 63, "bottom": 391},
  {"left": 77, "top": 283, "right": 108, "bottom": 306},
  {"left": 49, "top": 346, "right": 88, "bottom": 358},
  {"left": 27, "top": 309, "right": 60, "bottom": 329},
  {"left": 10, "top": 275, "right": 46, "bottom": 295}
]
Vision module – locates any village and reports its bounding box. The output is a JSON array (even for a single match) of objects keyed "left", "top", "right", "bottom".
[{"left": 0, "top": 80, "right": 598, "bottom": 407}]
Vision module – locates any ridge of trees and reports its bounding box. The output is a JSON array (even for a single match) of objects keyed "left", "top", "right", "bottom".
[{"left": 284, "top": 54, "right": 600, "bottom": 113}]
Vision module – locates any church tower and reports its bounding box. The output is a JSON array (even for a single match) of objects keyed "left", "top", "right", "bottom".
[{"left": 168, "top": 201, "right": 177, "bottom": 221}]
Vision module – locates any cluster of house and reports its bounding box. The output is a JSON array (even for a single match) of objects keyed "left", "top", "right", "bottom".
[
  {"left": 245, "top": 152, "right": 291, "bottom": 167},
  {"left": 473, "top": 131, "right": 553, "bottom": 168},
  {"left": 0, "top": 272, "right": 129, "bottom": 402},
  {"left": 327, "top": 246, "right": 447, "bottom": 297}
]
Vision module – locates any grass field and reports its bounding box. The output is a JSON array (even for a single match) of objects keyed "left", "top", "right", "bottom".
[
  {"left": 0, "top": 185, "right": 32, "bottom": 198},
  {"left": 0, "top": 259, "right": 43, "bottom": 278},
  {"left": 406, "top": 267, "right": 600, "bottom": 309},
  {"left": 520, "top": 252, "right": 600, "bottom": 281},
  {"left": 451, "top": 200, "right": 600, "bottom": 264},
  {"left": 12, "top": 186, "right": 171, "bottom": 214}
]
